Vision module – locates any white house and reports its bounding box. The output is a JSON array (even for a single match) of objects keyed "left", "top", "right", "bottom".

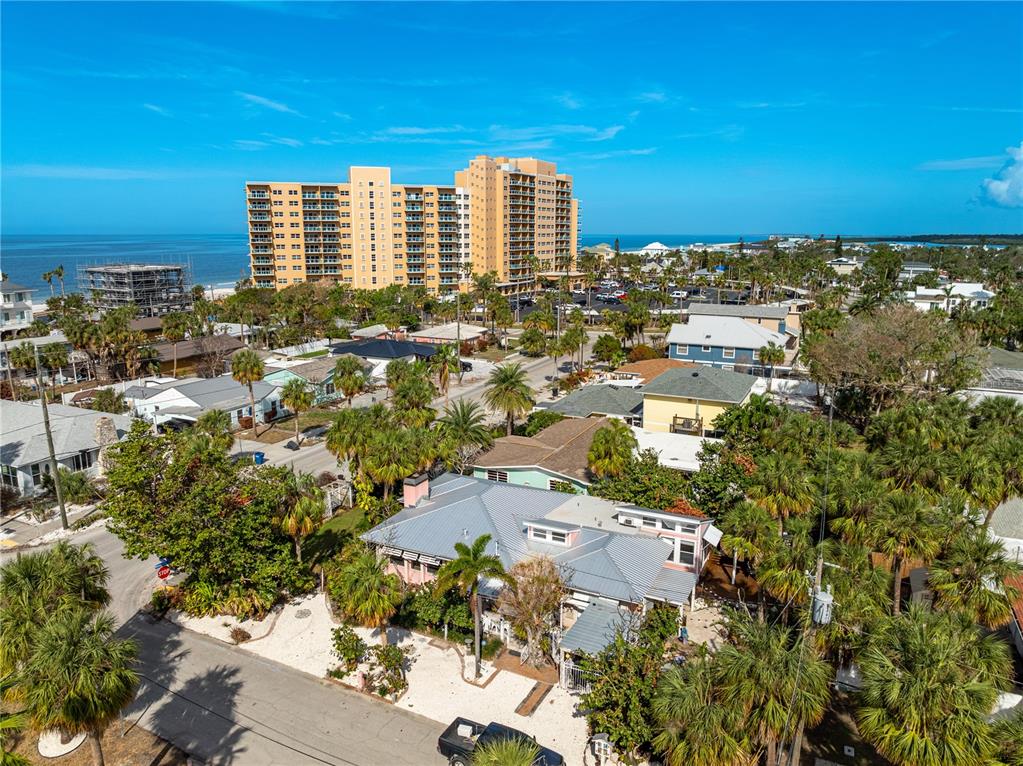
[
  {"left": 0, "top": 400, "right": 133, "bottom": 497},
  {"left": 905, "top": 282, "right": 995, "bottom": 313},
  {"left": 1, "top": 280, "right": 37, "bottom": 336},
  {"left": 123, "top": 375, "right": 283, "bottom": 429}
]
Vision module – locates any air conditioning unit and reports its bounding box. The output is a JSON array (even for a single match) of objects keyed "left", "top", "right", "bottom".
[{"left": 620, "top": 517, "right": 634, "bottom": 526}]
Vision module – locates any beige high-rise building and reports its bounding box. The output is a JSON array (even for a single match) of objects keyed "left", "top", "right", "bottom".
[
  {"left": 247, "top": 156, "right": 578, "bottom": 294},
  {"left": 455, "top": 156, "right": 578, "bottom": 291}
]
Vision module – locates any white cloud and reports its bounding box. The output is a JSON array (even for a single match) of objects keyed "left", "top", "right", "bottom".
[
  {"left": 917, "top": 155, "right": 1005, "bottom": 171},
  {"left": 737, "top": 100, "right": 807, "bottom": 109},
  {"left": 260, "top": 133, "right": 303, "bottom": 147},
  {"left": 488, "top": 124, "right": 622, "bottom": 142},
  {"left": 383, "top": 126, "right": 465, "bottom": 136},
  {"left": 635, "top": 90, "right": 668, "bottom": 104},
  {"left": 235, "top": 91, "right": 301, "bottom": 115},
  {"left": 233, "top": 139, "right": 270, "bottom": 151},
  {"left": 332, "top": 111, "right": 353, "bottom": 120},
  {"left": 575, "top": 147, "right": 657, "bottom": 161},
  {"left": 981, "top": 142, "right": 1023, "bottom": 208},
  {"left": 143, "top": 103, "right": 172, "bottom": 117},
  {"left": 554, "top": 92, "right": 583, "bottom": 109},
  {"left": 2, "top": 164, "right": 230, "bottom": 180},
  {"left": 676, "top": 125, "right": 745, "bottom": 142}
]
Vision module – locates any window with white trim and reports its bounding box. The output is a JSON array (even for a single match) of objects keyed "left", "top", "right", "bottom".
[
  {"left": 1, "top": 464, "right": 17, "bottom": 489},
  {"left": 641, "top": 516, "right": 658, "bottom": 529},
  {"left": 702, "top": 345, "right": 712, "bottom": 353},
  {"left": 723, "top": 347, "right": 735, "bottom": 359},
  {"left": 676, "top": 344, "right": 688, "bottom": 356},
  {"left": 486, "top": 469, "right": 508, "bottom": 483},
  {"left": 675, "top": 540, "right": 696, "bottom": 566}
]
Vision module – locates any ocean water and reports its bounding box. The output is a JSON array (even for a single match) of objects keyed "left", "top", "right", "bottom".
[
  {"left": 0, "top": 232, "right": 764, "bottom": 296},
  {"left": 1, "top": 234, "right": 251, "bottom": 295}
]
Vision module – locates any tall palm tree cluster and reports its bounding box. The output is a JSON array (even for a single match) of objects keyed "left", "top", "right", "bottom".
[
  {"left": 1, "top": 543, "right": 137, "bottom": 766},
  {"left": 683, "top": 392, "right": 1023, "bottom": 766},
  {"left": 325, "top": 382, "right": 495, "bottom": 501}
]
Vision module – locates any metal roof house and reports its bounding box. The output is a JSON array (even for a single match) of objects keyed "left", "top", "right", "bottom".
[
  {"left": 363, "top": 473, "right": 715, "bottom": 676},
  {"left": 122, "top": 375, "right": 282, "bottom": 429},
  {"left": 1, "top": 400, "right": 132, "bottom": 497},
  {"left": 667, "top": 316, "right": 791, "bottom": 371}
]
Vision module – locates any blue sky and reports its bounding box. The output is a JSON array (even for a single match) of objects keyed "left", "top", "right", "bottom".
[{"left": 2, "top": 1, "right": 1021, "bottom": 235}]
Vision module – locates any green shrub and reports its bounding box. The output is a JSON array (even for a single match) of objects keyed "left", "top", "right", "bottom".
[
  {"left": 182, "top": 580, "right": 219, "bottom": 616},
  {"left": 368, "top": 644, "right": 412, "bottom": 698},
  {"left": 149, "top": 588, "right": 173, "bottom": 614},
  {"left": 627, "top": 344, "right": 659, "bottom": 363},
  {"left": 515, "top": 410, "right": 565, "bottom": 437},
  {"left": 43, "top": 467, "right": 95, "bottom": 505},
  {"left": 481, "top": 637, "right": 503, "bottom": 660},
  {"left": 331, "top": 624, "right": 368, "bottom": 673}
]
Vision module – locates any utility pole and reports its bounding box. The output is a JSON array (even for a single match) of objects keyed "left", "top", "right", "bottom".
[{"left": 34, "top": 344, "right": 68, "bottom": 530}]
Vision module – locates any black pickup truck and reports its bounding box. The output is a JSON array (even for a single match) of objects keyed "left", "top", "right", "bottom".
[{"left": 437, "top": 717, "right": 564, "bottom": 766}]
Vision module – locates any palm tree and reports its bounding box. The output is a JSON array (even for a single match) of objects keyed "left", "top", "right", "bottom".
[
  {"left": 587, "top": 420, "right": 638, "bottom": 478},
  {"left": 715, "top": 614, "right": 831, "bottom": 766},
  {"left": 653, "top": 657, "right": 753, "bottom": 766},
  {"left": 929, "top": 529, "right": 1021, "bottom": 628},
  {"left": 41, "top": 270, "right": 55, "bottom": 297},
  {"left": 856, "top": 605, "right": 1011, "bottom": 766},
  {"left": 436, "top": 400, "right": 494, "bottom": 469},
  {"left": 20, "top": 610, "right": 138, "bottom": 766},
  {"left": 868, "top": 491, "right": 942, "bottom": 614},
  {"left": 53, "top": 265, "right": 66, "bottom": 297},
  {"left": 280, "top": 378, "right": 314, "bottom": 448},
  {"left": 279, "top": 494, "right": 324, "bottom": 564},
  {"left": 747, "top": 453, "right": 814, "bottom": 534},
  {"left": 483, "top": 363, "right": 534, "bottom": 436},
  {"left": 333, "top": 355, "right": 367, "bottom": 408},
  {"left": 0, "top": 542, "right": 110, "bottom": 675},
  {"left": 364, "top": 429, "right": 414, "bottom": 501},
  {"left": 471, "top": 736, "right": 541, "bottom": 766},
  {"left": 718, "top": 501, "right": 778, "bottom": 590},
  {"left": 757, "top": 342, "right": 786, "bottom": 392},
  {"left": 1, "top": 672, "right": 31, "bottom": 766},
  {"left": 230, "top": 348, "right": 264, "bottom": 435},
  {"left": 162, "top": 311, "right": 190, "bottom": 378},
  {"left": 431, "top": 344, "right": 460, "bottom": 404},
  {"left": 435, "top": 533, "right": 508, "bottom": 679},
  {"left": 333, "top": 552, "right": 402, "bottom": 644}
]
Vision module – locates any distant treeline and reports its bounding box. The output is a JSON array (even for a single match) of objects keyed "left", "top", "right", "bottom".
[{"left": 842, "top": 234, "right": 1023, "bottom": 246}]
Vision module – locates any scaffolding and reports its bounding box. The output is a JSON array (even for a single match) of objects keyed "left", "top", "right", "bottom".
[{"left": 78, "top": 263, "right": 192, "bottom": 318}]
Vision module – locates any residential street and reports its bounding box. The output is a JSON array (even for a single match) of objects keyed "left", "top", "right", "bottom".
[{"left": 120, "top": 615, "right": 446, "bottom": 766}]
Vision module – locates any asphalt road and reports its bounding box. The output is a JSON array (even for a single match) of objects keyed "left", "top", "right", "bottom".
[{"left": 120, "top": 615, "right": 446, "bottom": 766}]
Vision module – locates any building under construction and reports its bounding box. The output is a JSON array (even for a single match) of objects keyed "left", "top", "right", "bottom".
[{"left": 78, "top": 263, "right": 192, "bottom": 318}]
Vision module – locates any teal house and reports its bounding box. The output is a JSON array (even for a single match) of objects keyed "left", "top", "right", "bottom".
[
  {"left": 263, "top": 355, "right": 368, "bottom": 406},
  {"left": 471, "top": 417, "right": 611, "bottom": 494}
]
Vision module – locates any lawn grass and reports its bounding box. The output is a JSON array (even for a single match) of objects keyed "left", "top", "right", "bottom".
[{"left": 306, "top": 507, "right": 367, "bottom": 566}]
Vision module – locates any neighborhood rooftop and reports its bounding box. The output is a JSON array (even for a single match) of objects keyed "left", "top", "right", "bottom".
[
  {"left": 666, "top": 315, "right": 789, "bottom": 351},
  {"left": 684, "top": 303, "right": 788, "bottom": 320},
  {"left": 541, "top": 384, "right": 644, "bottom": 419},
  {"left": 473, "top": 417, "right": 612, "bottom": 485},
  {"left": 0, "top": 400, "right": 132, "bottom": 468},
  {"left": 640, "top": 365, "right": 757, "bottom": 403}
]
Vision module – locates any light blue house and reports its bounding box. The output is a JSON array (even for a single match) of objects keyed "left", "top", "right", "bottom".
[
  {"left": 471, "top": 417, "right": 611, "bottom": 494},
  {"left": 667, "top": 315, "right": 789, "bottom": 371},
  {"left": 263, "top": 355, "right": 370, "bottom": 406}
]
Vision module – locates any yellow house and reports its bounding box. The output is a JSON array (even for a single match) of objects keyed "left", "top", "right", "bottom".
[{"left": 640, "top": 367, "right": 755, "bottom": 436}]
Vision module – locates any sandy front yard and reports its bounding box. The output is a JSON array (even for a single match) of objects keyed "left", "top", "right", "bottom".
[{"left": 173, "top": 593, "right": 591, "bottom": 765}]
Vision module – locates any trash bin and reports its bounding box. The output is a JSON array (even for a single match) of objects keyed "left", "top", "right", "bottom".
[{"left": 253, "top": 451, "right": 266, "bottom": 465}]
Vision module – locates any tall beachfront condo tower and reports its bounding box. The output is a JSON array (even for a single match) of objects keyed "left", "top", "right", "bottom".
[
  {"left": 247, "top": 167, "right": 467, "bottom": 294},
  {"left": 247, "top": 156, "right": 579, "bottom": 294},
  {"left": 455, "top": 156, "right": 579, "bottom": 293}
]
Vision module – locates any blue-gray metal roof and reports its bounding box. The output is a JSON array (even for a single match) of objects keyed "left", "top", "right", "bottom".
[
  {"left": 646, "top": 567, "right": 698, "bottom": 604},
  {"left": 560, "top": 600, "right": 630, "bottom": 655},
  {"left": 543, "top": 385, "right": 644, "bottom": 419},
  {"left": 363, "top": 474, "right": 683, "bottom": 605}
]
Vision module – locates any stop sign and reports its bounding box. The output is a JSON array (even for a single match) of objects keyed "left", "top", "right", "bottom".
[{"left": 157, "top": 565, "right": 171, "bottom": 580}]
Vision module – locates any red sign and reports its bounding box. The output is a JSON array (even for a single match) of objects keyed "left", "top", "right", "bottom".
[{"left": 157, "top": 566, "right": 171, "bottom": 580}]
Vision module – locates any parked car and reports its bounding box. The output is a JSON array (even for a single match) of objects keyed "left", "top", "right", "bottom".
[
  {"left": 669, "top": 289, "right": 687, "bottom": 300},
  {"left": 437, "top": 718, "right": 564, "bottom": 766}
]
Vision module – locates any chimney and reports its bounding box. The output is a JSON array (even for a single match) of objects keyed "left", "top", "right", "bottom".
[
  {"left": 94, "top": 416, "right": 118, "bottom": 478},
  {"left": 403, "top": 472, "right": 430, "bottom": 508}
]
